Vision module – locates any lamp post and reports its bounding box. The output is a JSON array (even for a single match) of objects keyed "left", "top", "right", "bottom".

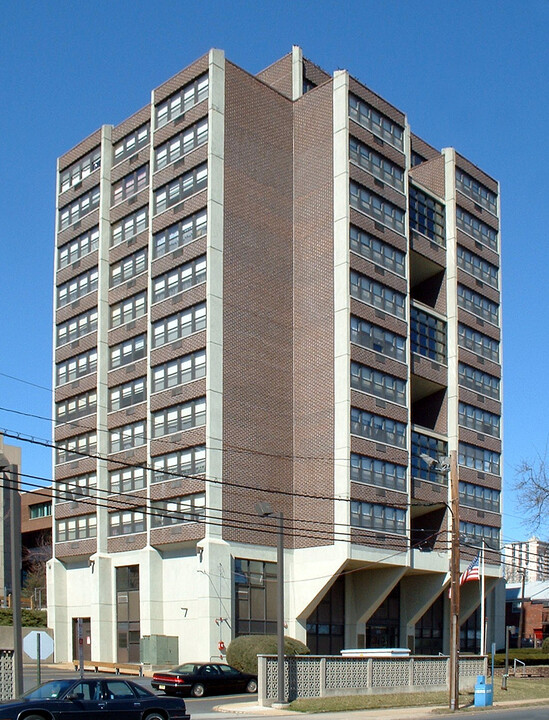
[
  {"left": 420, "top": 450, "right": 460, "bottom": 711},
  {"left": 256, "top": 502, "right": 285, "bottom": 706}
]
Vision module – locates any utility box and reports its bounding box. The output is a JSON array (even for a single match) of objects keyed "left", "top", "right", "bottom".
[
  {"left": 140, "top": 635, "right": 178, "bottom": 666},
  {"left": 474, "top": 675, "right": 493, "bottom": 707}
]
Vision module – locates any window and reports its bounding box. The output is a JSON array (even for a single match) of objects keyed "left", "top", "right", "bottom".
[
  {"left": 458, "top": 285, "right": 498, "bottom": 324},
  {"left": 350, "top": 181, "right": 405, "bottom": 234},
  {"left": 155, "top": 74, "right": 209, "bottom": 128},
  {"left": 409, "top": 186, "right": 445, "bottom": 247},
  {"left": 152, "top": 397, "right": 206, "bottom": 437},
  {"left": 111, "top": 207, "right": 148, "bottom": 247},
  {"left": 110, "top": 335, "right": 146, "bottom": 369},
  {"left": 113, "top": 124, "right": 150, "bottom": 165},
  {"left": 349, "top": 137, "right": 404, "bottom": 192},
  {"left": 351, "top": 361, "right": 406, "bottom": 405},
  {"left": 350, "top": 408, "right": 406, "bottom": 448},
  {"left": 57, "top": 514, "right": 97, "bottom": 542},
  {"left": 110, "top": 293, "right": 147, "bottom": 328},
  {"left": 110, "top": 249, "right": 147, "bottom": 287},
  {"left": 459, "top": 402, "right": 500, "bottom": 437},
  {"left": 455, "top": 169, "right": 497, "bottom": 215},
  {"left": 349, "top": 225, "right": 405, "bottom": 277},
  {"left": 109, "top": 467, "right": 146, "bottom": 494},
  {"left": 57, "top": 308, "right": 98, "bottom": 346},
  {"left": 457, "top": 246, "right": 498, "bottom": 288},
  {"left": 57, "top": 268, "right": 98, "bottom": 307},
  {"left": 58, "top": 227, "right": 99, "bottom": 268},
  {"left": 152, "top": 349, "right": 206, "bottom": 392},
  {"left": 30, "top": 502, "right": 52, "bottom": 519},
  {"left": 110, "top": 422, "right": 146, "bottom": 453},
  {"left": 59, "top": 186, "right": 100, "bottom": 231},
  {"left": 109, "top": 510, "right": 145, "bottom": 536},
  {"left": 350, "top": 316, "right": 406, "bottom": 362},
  {"left": 152, "top": 446, "right": 206, "bottom": 482},
  {"left": 410, "top": 307, "right": 447, "bottom": 363},
  {"left": 411, "top": 432, "right": 448, "bottom": 484},
  {"left": 350, "top": 270, "right": 405, "bottom": 319},
  {"left": 152, "top": 256, "right": 206, "bottom": 303},
  {"left": 112, "top": 166, "right": 148, "bottom": 205},
  {"left": 234, "top": 558, "right": 277, "bottom": 636},
  {"left": 155, "top": 118, "right": 208, "bottom": 170},
  {"left": 459, "top": 481, "right": 500, "bottom": 513},
  {"left": 460, "top": 520, "right": 500, "bottom": 550},
  {"left": 153, "top": 209, "right": 207, "bottom": 258},
  {"left": 56, "top": 390, "right": 97, "bottom": 422},
  {"left": 459, "top": 442, "right": 500, "bottom": 475},
  {"left": 58, "top": 473, "right": 97, "bottom": 502},
  {"left": 57, "top": 349, "right": 97, "bottom": 385},
  {"left": 351, "top": 501, "right": 406, "bottom": 534},
  {"left": 349, "top": 94, "right": 404, "bottom": 150},
  {"left": 56, "top": 432, "right": 97, "bottom": 464},
  {"left": 151, "top": 494, "right": 206, "bottom": 527},
  {"left": 152, "top": 303, "right": 206, "bottom": 347},
  {"left": 154, "top": 164, "right": 208, "bottom": 214},
  {"left": 411, "top": 151, "right": 426, "bottom": 167},
  {"left": 458, "top": 363, "right": 500, "bottom": 399},
  {"left": 109, "top": 378, "right": 146, "bottom": 411},
  {"left": 458, "top": 323, "right": 499, "bottom": 362},
  {"left": 350, "top": 453, "right": 406, "bottom": 491},
  {"left": 59, "top": 149, "right": 101, "bottom": 193},
  {"left": 456, "top": 207, "right": 498, "bottom": 251}
]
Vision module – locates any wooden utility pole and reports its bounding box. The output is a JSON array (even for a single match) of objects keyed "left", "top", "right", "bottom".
[{"left": 449, "top": 450, "right": 460, "bottom": 711}]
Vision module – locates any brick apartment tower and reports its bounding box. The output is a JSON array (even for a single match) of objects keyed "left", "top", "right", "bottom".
[{"left": 49, "top": 48, "right": 503, "bottom": 663}]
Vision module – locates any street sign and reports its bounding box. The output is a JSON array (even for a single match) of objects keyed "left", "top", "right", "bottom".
[{"left": 23, "top": 631, "right": 54, "bottom": 660}]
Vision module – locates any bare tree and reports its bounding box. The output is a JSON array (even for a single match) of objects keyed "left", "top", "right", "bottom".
[
  {"left": 22, "top": 532, "right": 51, "bottom": 607},
  {"left": 515, "top": 454, "right": 549, "bottom": 533}
]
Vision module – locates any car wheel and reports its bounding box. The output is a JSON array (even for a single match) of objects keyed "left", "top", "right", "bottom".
[
  {"left": 191, "top": 683, "right": 205, "bottom": 698},
  {"left": 246, "top": 679, "right": 258, "bottom": 693},
  {"left": 143, "top": 712, "right": 165, "bottom": 720},
  {"left": 22, "top": 715, "right": 48, "bottom": 720}
]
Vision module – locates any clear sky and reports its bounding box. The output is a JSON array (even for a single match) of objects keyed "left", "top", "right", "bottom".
[{"left": 1, "top": 0, "right": 547, "bottom": 545}]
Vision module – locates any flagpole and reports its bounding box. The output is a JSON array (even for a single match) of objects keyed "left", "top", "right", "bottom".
[{"left": 480, "top": 540, "right": 485, "bottom": 656}]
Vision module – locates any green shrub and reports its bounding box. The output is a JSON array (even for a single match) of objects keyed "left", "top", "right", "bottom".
[
  {"left": 0, "top": 609, "right": 47, "bottom": 627},
  {"left": 226, "top": 635, "right": 310, "bottom": 675},
  {"left": 542, "top": 637, "right": 549, "bottom": 653}
]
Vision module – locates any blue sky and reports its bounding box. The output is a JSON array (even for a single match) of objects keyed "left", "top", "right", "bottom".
[{"left": 1, "top": 0, "right": 547, "bottom": 544}]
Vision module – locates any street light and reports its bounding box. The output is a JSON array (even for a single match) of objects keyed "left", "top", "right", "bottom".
[
  {"left": 255, "top": 501, "right": 285, "bottom": 707},
  {"left": 420, "top": 451, "right": 460, "bottom": 711}
]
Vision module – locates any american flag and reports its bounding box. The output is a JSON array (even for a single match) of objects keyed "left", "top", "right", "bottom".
[{"left": 460, "top": 553, "right": 480, "bottom": 585}]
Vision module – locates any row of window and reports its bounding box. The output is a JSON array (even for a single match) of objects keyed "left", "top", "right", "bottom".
[
  {"left": 152, "top": 256, "right": 206, "bottom": 303},
  {"left": 349, "top": 225, "right": 405, "bottom": 277},
  {"left": 458, "top": 285, "right": 499, "bottom": 325},
  {"left": 411, "top": 432, "right": 448, "bottom": 484},
  {"left": 458, "top": 362, "right": 500, "bottom": 399},
  {"left": 154, "top": 164, "right": 207, "bottom": 214},
  {"left": 153, "top": 209, "right": 207, "bottom": 258},
  {"left": 155, "top": 118, "right": 208, "bottom": 170},
  {"left": 460, "top": 520, "right": 500, "bottom": 550},
  {"left": 350, "top": 407, "right": 406, "bottom": 448},
  {"left": 110, "top": 421, "right": 146, "bottom": 453},
  {"left": 152, "top": 303, "right": 206, "bottom": 347},
  {"left": 410, "top": 307, "right": 447, "bottom": 364},
  {"left": 113, "top": 124, "right": 150, "bottom": 166},
  {"left": 456, "top": 207, "right": 498, "bottom": 251},
  {"left": 111, "top": 249, "right": 147, "bottom": 287},
  {"left": 59, "top": 149, "right": 101, "bottom": 194},
  {"left": 458, "top": 323, "right": 499, "bottom": 363},
  {"left": 112, "top": 207, "right": 148, "bottom": 247},
  {"left": 152, "top": 349, "right": 206, "bottom": 392},
  {"left": 348, "top": 94, "right": 404, "bottom": 150},
  {"left": 350, "top": 270, "right": 405, "bottom": 319},
  {"left": 57, "top": 349, "right": 97, "bottom": 385},
  {"left": 57, "top": 308, "right": 97, "bottom": 346},
  {"left": 151, "top": 446, "right": 206, "bottom": 483},
  {"left": 350, "top": 315, "right": 406, "bottom": 362},
  {"left": 152, "top": 397, "right": 206, "bottom": 437},
  {"left": 350, "top": 361, "right": 406, "bottom": 405},
  {"left": 57, "top": 473, "right": 96, "bottom": 501},
  {"left": 110, "top": 378, "right": 145, "bottom": 412},
  {"left": 350, "top": 453, "right": 406, "bottom": 491},
  {"left": 56, "top": 432, "right": 97, "bottom": 464},
  {"left": 459, "top": 441, "right": 500, "bottom": 475},
  {"left": 58, "top": 268, "right": 98, "bottom": 307},
  {"left": 409, "top": 186, "right": 445, "bottom": 247},
  {"left": 59, "top": 187, "right": 100, "bottom": 231},
  {"left": 350, "top": 500, "right": 406, "bottom": 535},
  {"left": 459, "top": 401, "right": 500, "bottom": 437},
  {"left": 57, "top": 514, "right": 97, "bottom": 542},
  {"left": 459, "top": 480, "right": 500, "bottom": 513},
  {"left": 111, "top": 293, "right": 146, "bottom": 328},
  {"left": 110, "top": 334, "right": 145, "bottom": 368},
  {"left": 57, "top": 390, "right": 97, "bottom": 422},
  {"left": 455, "top": 168, "right": 497, "bottom": 215},
  {"left": 457, "top": 245, "right": 498, "bottom": 288},
  {"left": 349, "top": 137, "right": 404, "bottom": 192},
  {"left": 156, "top": 74, "right": 209, "bottom": 129},
  {"left": 59, "top": 227, "right": 99, "bottom": 268},
  {"left": 112, "top": 165, "right": 148, "bottom": 206},
  {"left": 350, "top": 181, "right": 405, "bottom": 234}
]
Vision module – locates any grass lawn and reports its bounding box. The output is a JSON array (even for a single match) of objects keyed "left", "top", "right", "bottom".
[{"left": 288, "top": 676, "right": 549, "bottom": 713}]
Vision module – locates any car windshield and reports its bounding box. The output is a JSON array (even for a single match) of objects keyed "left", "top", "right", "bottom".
[
  {"left": 173, "top": 664, "right": 200, "bottom": 674},
  {"left": 23, "top": 680, "right": 75, "bottom": 700}
]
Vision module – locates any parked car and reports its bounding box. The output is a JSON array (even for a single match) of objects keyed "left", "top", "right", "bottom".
[
  {"left": 152, "top": 662, "right": 258, "bottom": 698},
  {"left": 0, "top": 678, "right": 190, "bottom": 720}
]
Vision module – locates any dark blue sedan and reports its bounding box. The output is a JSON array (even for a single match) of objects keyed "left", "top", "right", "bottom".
[{"left": 0, "top": 678, "right": 190, "bottom": 720}]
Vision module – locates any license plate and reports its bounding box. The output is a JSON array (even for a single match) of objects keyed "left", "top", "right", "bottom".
[{"left": 158, "top": 685, "right": 165, "bottom": 690}]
